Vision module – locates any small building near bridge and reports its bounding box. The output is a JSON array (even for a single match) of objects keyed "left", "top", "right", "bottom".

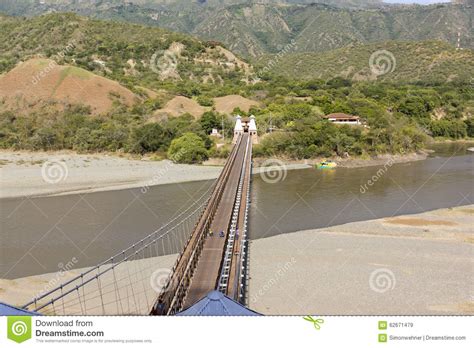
[{"left": 323, "top": 113, "right": 362, "bottom": 126}]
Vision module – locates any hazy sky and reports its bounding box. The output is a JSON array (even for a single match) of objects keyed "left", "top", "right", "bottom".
[{"left": 383, "top": 0, "right": 451, "bottom": 4}]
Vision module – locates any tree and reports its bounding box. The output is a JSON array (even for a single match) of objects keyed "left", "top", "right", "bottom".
[
  {"left": 196, "top": 96, "right": 214, "bottom": 107},
  {"left": 167, "top": 132, "right": 208, "bottom": 164},
  {"left": 397, "top": 96, "right": 431, "bottom": 119},
  {"left": 429, "top": 120, "right": 467, "bottom": 139},
  {"left": 282, "top": 103, "right": 313, "bottom": 122},
  {"left": 465, "top": 118, "right": 474, "bottom": 138},
  {"left": 200, "top": 111, "right": 220, "bottom": 134},
  {"left": 322, "top": 99, "right": 351, "bottom": 115},
  {"left": 330, "top": 132, "right": 355, "bottom": 156},
  {"left": 130, "top": 123, "right": 166, "bottom": 154},
  {"left": 326, "top": 77, "right": 351, "bottom": 88},
  {"left": 347, "top": 98, "right": 386, "bottom": 125}
]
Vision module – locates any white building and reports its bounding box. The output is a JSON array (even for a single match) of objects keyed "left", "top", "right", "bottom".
[
  {"left": 210, "top": 128, "right": 222, "bottom": 138},
  {"left": 323, "top": 113, "right": 362, "bottom": 126}
]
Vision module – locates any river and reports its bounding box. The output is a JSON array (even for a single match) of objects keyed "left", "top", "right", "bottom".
[{"left": 1, "top": 143, "right": 473, "bottom": 279}]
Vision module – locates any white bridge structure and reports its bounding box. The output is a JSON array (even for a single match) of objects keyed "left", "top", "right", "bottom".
[{"left": 233, "top": 115, "right": 258, "bottom": 144}]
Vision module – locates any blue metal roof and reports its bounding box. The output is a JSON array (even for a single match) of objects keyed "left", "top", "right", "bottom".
[
  {"left": 0, "top": 302, "right": 42, "bottom": 316},
  {"left": 177, "top": 291, "right": 261, "bottom": 316}
]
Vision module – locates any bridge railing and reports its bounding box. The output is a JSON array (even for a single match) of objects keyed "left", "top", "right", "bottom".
[
  {"left": 236, "top": 152, "right": 252, "bottom": 304},
  {"left": 22, "top": 183, "right": 215, "bottom": 315},
  {"left": 218, "top": 135, "right": 250, "bottom": 294}
]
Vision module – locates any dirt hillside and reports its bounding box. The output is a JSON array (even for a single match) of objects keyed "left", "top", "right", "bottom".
[
  {"left": 153, "top": 96, "right": 209, "bottom": 119},
  {"left": 213, "top": 95, "right": 260, "bottom": 114},
  {"left": 0, "top": 58, "right": 136, "bottom": 114}
]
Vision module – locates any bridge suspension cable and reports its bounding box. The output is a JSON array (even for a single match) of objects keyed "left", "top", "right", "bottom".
[{"left": 22, "top": 182, "right": 216, "bottom": 315}]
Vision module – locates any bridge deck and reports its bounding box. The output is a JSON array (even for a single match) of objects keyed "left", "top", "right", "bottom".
[{"left": 182, "top": 133, "right": 250, "bottom": 308}]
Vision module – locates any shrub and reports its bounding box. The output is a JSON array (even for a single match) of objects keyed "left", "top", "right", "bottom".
[
  {"left": 196, "top": 96, "right": 214, "bottom": 107},
  {"left": 167, "top": 132, "right": 208, "bottom": 164},
  {"left": 465, "top": 118, "right": 474, "bottom": 138},
  {"left": 130, "top": 123, "right": 166, "bottom": 154},
  {"left": 429, "top": 120, "right": 467, "bottom": 139},
  {"left": 31, "top": 128, "right": 57, "bottom": 150}
]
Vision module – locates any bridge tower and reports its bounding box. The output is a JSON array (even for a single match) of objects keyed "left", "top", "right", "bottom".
[
  {"left": 248, "top": 115, "right": 259, "bottom": 144},
  {"left": 233, "top": 115, "right": 259, "bottom": 144},
  {"left": 233, "top": 115, "right": 244, "bottom": 144}
]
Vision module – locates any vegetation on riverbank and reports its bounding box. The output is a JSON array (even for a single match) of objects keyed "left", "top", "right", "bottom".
[
  {"left": 2, "top": 79, "right": 472, "bottom": 163},
  {"left": 250, "top": 79, "right": 473, "bottom": 159}
]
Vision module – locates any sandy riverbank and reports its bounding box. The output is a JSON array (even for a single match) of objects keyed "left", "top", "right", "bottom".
[
  {"left": 255, "top": 151, "right": 429, "bottom": 169},
  {"left": 0, "top": 150, "right": 313, "bottom": 199},
  {"left": 207, "top": 151, "right": 429, "bottom": 169},
  {"left": 0, "top": 150, "right": 224, "bottom": 199},
  {"left": 248, "top": 205, "right": 474, "bottom": 315},
  {"left": 1, "top": 205, "right": 472, "bottom": 314},
  {"left": 0, "top": 149, "right": 430, "bottom": 199}
]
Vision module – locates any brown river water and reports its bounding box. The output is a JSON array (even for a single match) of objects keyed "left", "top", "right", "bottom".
[{"left": 1, "top": 143, "right": 473, "bottom": 279}]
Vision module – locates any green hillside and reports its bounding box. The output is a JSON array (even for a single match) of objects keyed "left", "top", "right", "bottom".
[
  {"left": 0, "top": 1, "right": 471, "bottom": 58},
  {"left": 258, "top": 41, "right": 474, "bottom": 84},
  {"left": 0, "top": 13, "right": 251, "bottom": 96},
  {"left": 1, "top": 13, "right": 471, "bottom": 91},
  {"left": 200, "top": 2, "right": 473, "bottom": 57}
]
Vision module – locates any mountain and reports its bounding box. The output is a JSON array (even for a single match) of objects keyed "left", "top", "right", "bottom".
[
  {"left": 190, "top": 2, "right": 473, "bottom": 57},
  {"left": 0, "top": 1, "right": 471, "bottom": 58},
  {"left": 0, "top": 0, "right": 384, "bottom": 17},
  {"left": 0, "top": 12, "right": 472, "bottom": 96},
  {"left": 258, "top": 41, "right": 474, "bottom": 83}
]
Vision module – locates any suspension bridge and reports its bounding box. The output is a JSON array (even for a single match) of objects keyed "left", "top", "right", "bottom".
[{"left": 21, "top": 116, "right": 258, "bottom": 315}]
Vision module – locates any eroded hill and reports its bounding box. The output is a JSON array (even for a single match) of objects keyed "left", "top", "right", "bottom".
[{"left": 0, "top": 58, "right": 137, "bottom": 115}]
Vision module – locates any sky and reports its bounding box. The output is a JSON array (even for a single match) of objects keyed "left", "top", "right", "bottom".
[{"left": 383, "top": 0, "right": 451, "bottom": 4}]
